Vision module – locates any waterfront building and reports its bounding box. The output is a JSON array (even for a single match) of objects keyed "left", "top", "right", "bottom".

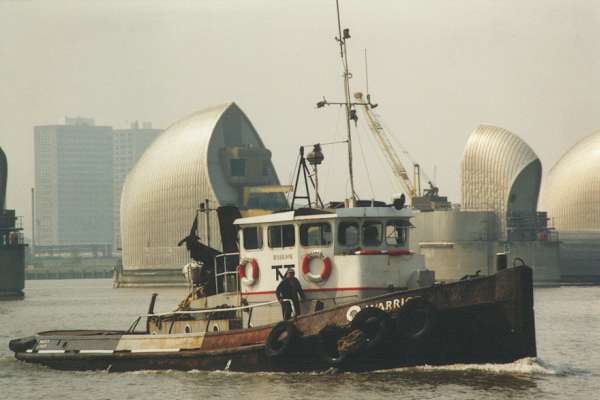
[
  {"left": 117, "top": 103, "right": 287, "bottom": 287},
  {"left": 112, "top": 122, "right": 162, "bottom": 251},
  {"left": 34, "top": 117, "right": 113, "bottom": 255},
  {"left": 540, "top": 130, "right": 600, "bottom": 283}
]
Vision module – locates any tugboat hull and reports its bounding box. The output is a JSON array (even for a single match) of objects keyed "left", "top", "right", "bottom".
[{"left": 11, "top": 266, "right": 535, "bottom": 372}]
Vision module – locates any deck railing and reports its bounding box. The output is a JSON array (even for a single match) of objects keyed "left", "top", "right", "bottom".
[{"left": 126, "top": 299, "right": 296, "bottom": 334}]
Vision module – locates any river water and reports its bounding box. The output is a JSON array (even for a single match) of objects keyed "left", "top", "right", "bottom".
[{"left": 0, "top": 279, "right": 598, "bottom": 400}]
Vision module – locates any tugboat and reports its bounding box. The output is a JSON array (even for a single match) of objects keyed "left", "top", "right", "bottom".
[
  {"left": 8, "top": 190, "right": 536, "bottom": 372},
  {"left": 9, "top": 1, "right": 536, "bottom": 372}
]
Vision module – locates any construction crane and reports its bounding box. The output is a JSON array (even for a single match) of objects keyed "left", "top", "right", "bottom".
[
  {"left": 353, "top": 92, "right": 419, "bottom": 198},
  {"left": 354, "top": 92, "right": 449, "bottom": 210}
]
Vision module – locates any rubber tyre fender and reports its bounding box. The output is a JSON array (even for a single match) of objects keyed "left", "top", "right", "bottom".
[
  {"left": 350, "top": 307, "right": 393, "bottom": 352},
  {"left": 318, "top": 324, "right": 350, "bottom": 367},
  {"left": 394, "top": 297, "right": 437, "bottom": 342},
  {"left": 265, "top": 321, "right": 299, "bottom": 358}
]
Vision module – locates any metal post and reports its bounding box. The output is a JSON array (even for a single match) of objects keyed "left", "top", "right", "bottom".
[
  {"left": 204, "top": 198, "right": 210, "bottom": 248},
  {"left": 31, "top": 187, "right": 35, "bottom": 255},
  {"left": 336, "top": 0, "right": 357, "bottom": 200},
  {"left": 313, "top": 164, "right": 319, "bottom": 204},
  {"left": 147, "top": 293, "right": 158, "bottom": 315}
]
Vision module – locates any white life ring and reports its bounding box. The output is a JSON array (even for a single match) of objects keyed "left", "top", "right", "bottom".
[
  {"left": 301, "top": 252, "right": 332, "bottom": 283},
  {"left": 237, "top": 258, "right": 259, "bottom": 286}
]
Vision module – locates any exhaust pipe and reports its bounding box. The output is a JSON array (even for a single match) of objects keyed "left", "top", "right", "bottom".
[{"left": 496, "top": 252, "right": 508, "bottom": 272}]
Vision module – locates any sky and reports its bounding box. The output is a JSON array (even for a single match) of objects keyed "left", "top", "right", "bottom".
[{"left": 1, "top": 0, "right": 599, "bottom": 238}]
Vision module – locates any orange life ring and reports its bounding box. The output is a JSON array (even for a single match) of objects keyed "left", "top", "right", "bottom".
[
  {"left": 237, "top": 258, "right": 259, "bottom": 286},
  {"left": 301, "top": 253, "right": 332, "bottom": 283}
]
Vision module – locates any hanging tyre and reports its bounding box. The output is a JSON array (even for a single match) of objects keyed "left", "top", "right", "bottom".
[
  {"left": 394, "top": 297, "right": 437, "bottom": 342},
  {"left": 265, "top": 321, "right": 299, "bottom": 358},
  {"left": 349, "top": 307, "right": 393, "bottom": 352},
  {"left": 318, "top": 324, "right": 350, "bottom": 367}
]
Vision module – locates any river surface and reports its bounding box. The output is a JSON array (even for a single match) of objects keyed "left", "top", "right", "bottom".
[{"left": 0, "top": 279, "right": 599, "bottom": 400}]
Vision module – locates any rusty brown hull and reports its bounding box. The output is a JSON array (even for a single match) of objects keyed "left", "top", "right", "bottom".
[{"left": 12, "top": 266, "right": 536, "bottom": 372}]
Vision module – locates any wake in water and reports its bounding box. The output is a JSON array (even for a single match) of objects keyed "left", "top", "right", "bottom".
[
  {"left": 82, "top": 357, "right": 590, "bottom": 379},
  {"left": 378, "top": 357, "right": 588, "bottom": 377},
  {"left": 202, "top": 357, "right": 588, "bottom": 377}
]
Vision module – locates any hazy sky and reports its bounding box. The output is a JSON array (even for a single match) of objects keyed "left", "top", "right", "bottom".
[{"left": 1, "top": 0, "right": 599, "bottom": 237}]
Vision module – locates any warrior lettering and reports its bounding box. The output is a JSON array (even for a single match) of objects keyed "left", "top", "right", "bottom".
[{"left": 346, "top": 296, "right": 413, "bottom": 321}]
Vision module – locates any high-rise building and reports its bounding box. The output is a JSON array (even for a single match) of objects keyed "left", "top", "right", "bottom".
[
  {"left": 112, "top": 121, "right": 162, "bottom": 250},
  {"left": 34, "top": 117, "right": 113, "bottom": 252}
]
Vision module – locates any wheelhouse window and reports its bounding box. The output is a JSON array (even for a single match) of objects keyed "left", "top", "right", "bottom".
[
  {"left": 362, "top": 221, "right": 383, "bottom": 246},
  {"left": 385, "top": 220, "right": 409, "bottom": 247},
  {"left": 338, "top": 221, "right": 359, "bottom": 246},
  {"left": 268, "top": 224, "right": 295, "bottom": 248},
  {"left": 300, "top": 222, "right": 332, "bottom": 246},
  {"left": 243, "top": 226, "right": 262, "bottom": 250}
]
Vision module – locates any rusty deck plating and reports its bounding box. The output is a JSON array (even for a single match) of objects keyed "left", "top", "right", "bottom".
[{"left": 12, "top": 266, "right": 535, "bottom": 372}]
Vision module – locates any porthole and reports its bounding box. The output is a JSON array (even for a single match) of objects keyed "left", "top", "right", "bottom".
[
  {"left": 185, "top": 324, "right": 192, "bottom": 334},
  {"left": 213, "top": 325, "right": 219, "bottom": 332}
]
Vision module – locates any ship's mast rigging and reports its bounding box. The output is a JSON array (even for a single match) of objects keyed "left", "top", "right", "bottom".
[
  {"left": 317, "top": 1, "right": 442, "bottom": 206},
  {"left": 316, "top": 0, "right": 375, "bottom": 201}
]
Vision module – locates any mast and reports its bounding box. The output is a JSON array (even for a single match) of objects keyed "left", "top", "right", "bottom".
[
  {"left": 317, "top": 1, "right": 367, "bottom": 201},
  {"left": 335, "top": 0, "right": 357, "bottom": 200}
]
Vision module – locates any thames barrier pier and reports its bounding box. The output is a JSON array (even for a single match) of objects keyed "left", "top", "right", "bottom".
[{"left": 0, "top": 147, "right": 26, "bottom": 299}]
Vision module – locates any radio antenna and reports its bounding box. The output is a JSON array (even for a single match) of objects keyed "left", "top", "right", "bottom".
[
  {"left": 364, "top": 48, "right": 369, "bottom": 96},
  {"left": 315, "top": 0, "right": 376, "bottom": 201}
]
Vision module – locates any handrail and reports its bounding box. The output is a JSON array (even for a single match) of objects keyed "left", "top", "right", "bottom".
[
  {"left": 140, "top": 299, "right": 295, "bottom": 318},
  {"left": 215, "top": 252, "right": 241, "bottom": 259}
]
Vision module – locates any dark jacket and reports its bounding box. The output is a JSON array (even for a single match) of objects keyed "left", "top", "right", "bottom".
[{"left": 276, "top": 276, "right": 305, "bottom": 301}]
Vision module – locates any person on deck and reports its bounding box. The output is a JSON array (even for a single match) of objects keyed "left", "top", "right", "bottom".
[{"left": 276, "top": 269, "right": 305, "bottom": 320}]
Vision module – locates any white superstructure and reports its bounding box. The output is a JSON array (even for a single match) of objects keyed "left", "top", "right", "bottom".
[{"left": 233, "top": 206, "right": 430, "bottom": 326}]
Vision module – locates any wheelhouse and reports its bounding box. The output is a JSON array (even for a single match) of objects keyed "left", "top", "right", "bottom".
[
  {"left": 237, "top": 207, "right": 414, "bottom": 257},
  {"left": 228, "top": 205, "right": 429, "bottom": 327}
]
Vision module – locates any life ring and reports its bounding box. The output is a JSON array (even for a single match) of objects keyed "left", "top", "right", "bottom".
[
  {"left": 393, "top": 297, "right": 437, "bottom": 342},
  {"left": 265, "top": 321, "right": 299, "bottom": 358},
  {"left": 301, "top": 253, "right": 332, "bottom": 283},
  {"left": 237, "top": 258, "right": 259, "bottom": 286}
]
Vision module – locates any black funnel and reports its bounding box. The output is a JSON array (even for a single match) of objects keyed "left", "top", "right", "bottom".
[{"left": 0, "top": 147, "right": 7, "bottom": 211}]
